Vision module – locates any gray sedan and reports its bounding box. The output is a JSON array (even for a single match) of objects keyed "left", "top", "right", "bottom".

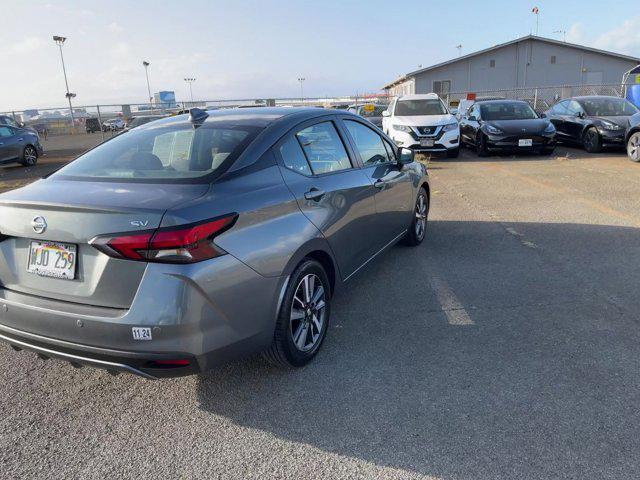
[
  {"left": 0, "top": 107, "right": 429, "bottom": 378},
  {"left": 0, "top": 124, "right": 43, "bottom": 167}
]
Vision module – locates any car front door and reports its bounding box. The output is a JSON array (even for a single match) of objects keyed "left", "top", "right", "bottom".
[
  {"left": 461, "top": 103, "right": 481, "bottom": 145},
  {"left": 0, "top": 126, "right": 20, "bottom": 163},
  {"left": 275, "top": 118, "right": 379, "bottom": 279},
  {"left": 341, "top": 118, "right": 414, "bottom": 247},
  {"left": 548, "top": 101, "right": 570, "bottom": 141}
]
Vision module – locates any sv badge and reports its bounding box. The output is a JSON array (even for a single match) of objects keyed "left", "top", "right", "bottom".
[{"left": 130, "top": 220, "right": 149, "bottom": 227}]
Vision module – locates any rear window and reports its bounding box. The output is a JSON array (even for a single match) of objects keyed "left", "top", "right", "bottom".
[{"left": 53, "top": 123, "right": 262, "bottom": 182}]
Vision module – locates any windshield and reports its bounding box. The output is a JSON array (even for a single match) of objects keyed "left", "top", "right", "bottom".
[
  {"left": 580, "top": 98, "right": 639, "bottom": 117},
  {"left": 395, "top": 99, "right": 447, "bottom": 116},
  {"left": 53, "top": 122, "right": 262, "bottom": 182},
  {"left": 480, "top": 102, "right": 538, "bottom": 121}
]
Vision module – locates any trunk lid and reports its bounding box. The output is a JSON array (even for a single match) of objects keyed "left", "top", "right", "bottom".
[{"left": 0, "top": 179, "right": 209, "bottom": 308}]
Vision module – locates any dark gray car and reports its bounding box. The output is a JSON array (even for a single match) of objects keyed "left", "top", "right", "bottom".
[
  {"left": 0, "top": 108, "right": 429, "bottom": 379},
  {"left": 0, "top": 124, "right": 43, "bottom": 167}
]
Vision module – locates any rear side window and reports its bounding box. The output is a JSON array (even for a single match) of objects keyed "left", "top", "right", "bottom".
[
  {"left": 53, "top": 123, "right": 262, "bottom": 182},
  {"left": 279, "top": 136, "right": 312, "bottom": 176},
  {"left": 344, "top": 120, "right": 392, "bottom": 166},
  {"left": 295, "top": 122, "right": 351, "bottom": 175}
]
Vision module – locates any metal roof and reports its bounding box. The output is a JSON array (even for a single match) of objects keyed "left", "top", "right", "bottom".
[{"left": 383, "top": 35, "right": 640, "bottom": 90}]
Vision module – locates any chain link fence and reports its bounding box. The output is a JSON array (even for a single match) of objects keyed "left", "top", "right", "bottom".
[
  {"left": 0, "top": 95, "right": 391, "bottom": 138},
  {"left": 444, "top": 84, "right": 626, "bottom": 113}
]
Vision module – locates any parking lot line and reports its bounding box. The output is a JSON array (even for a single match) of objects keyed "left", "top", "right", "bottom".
[{"left": 429, "top": 276, "right": 474, "bottom": 326}]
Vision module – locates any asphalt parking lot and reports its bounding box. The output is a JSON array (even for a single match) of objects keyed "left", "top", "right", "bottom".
[{"left": 2, "top": 143, "right": 640, "bottom": 479}]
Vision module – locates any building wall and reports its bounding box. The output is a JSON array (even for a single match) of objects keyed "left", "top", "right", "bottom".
[{"left": 409, "top": 39, "right": 637, "bottom": 95}]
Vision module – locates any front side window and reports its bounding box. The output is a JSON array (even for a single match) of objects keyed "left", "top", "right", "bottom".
[
  {"left": 395, "top": 99, "right": 447, "bottom": 116},
  {"left": 295, "top": 122, "right": 351, "bottom": 175},
  {"left": 566, "top": 101, "right": 584, "bottom": 116},
  {"left": 53, "top": 123, "right": 262, "bottom": 182},
  {"left": 580, "top": 98, "right": 639, "bottom": 117},
  {"left": 0, "top": 126, "right": 13, "bottom": 137},
  {"left": 344, "top": 120, "right": 391, "bottom": 166},
  {"left": 479, "top": 102, "right": 538, "bottom": 121},
  {"left": 551, "top": 101, "right": 568, "bottom": 115}
]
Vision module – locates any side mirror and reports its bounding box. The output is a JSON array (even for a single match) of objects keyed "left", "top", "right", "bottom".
[
  {"left": 468, "top": 115, "right": 477, "bottom": 122},
  {"left": 539, "top": 112, "right": 547, "bottom": 118},
  {"left": 397, "top": 147, "right": 414, "bottom": 165},
  {"left": 577, "top": 111, "right": 585, "bottom": 119},
  {"left": 382, "top": 110, "right": 390, "bottom": 117}
]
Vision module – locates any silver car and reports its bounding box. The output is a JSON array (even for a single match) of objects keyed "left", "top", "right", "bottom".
[{"left": 0, "top": 108, "right": 430, "bottom": 379}]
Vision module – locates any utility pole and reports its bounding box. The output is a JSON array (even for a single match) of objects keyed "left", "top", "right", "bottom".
[
  {"left": 53, "top": 36, "right": 76, "bottom": 127},
  {"left": 142, "top": 61, "right": 152, "bottom": 105},
  {"left": 184, "top": 78, "right": 196, "bottom": 104},
  {"left": 298, "top": 77, "right": 305, "bottom": 103}
]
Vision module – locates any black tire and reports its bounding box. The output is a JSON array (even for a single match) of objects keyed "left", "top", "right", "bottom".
[
  {"left": 447, "top": 147, "right": 460, "bottom": 158},
  {"left": 583, "top": 127, "right": 602, "bottom": 153},
  {"left": 263, "top": 259, "right": 331, "bottom": 368},
  {"left": 403, "top": 187, "right": 429, "bottom": 246},
  {"left": 627, "top": 132, "right": 640, "bottom": 162},
  {"left": 20, "top": 145, "right": 38, "bottom": 166},
  {"left": 476, "top": 133, "right": 489, "bottom": 157}
]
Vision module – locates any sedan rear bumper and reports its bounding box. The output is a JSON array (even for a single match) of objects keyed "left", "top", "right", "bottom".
[{"left": 0, "top": 253, "right": 286, "bottom": 378}]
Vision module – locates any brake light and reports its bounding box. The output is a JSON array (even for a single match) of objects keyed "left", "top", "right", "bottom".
[{"left": 90, "top": 214, "right": 237, "bottom": 264}]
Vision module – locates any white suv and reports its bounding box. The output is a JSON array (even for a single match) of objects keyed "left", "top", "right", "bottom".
[{"left": 382, "top": 93, "right": 460, "bottom": 157}]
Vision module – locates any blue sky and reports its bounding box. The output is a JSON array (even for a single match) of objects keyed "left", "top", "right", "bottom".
[{"left": 1, "top": 0, "right": 639, "bottom": 109}]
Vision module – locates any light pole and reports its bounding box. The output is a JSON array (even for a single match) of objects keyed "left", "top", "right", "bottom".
[
  {"left": 142, "top": 61, "right": 152, "bottom": 105},
  {"left": 455, "top": 44, "right": 463, "bottom": 57},
  {"left": 298, "top": 77, "right": 305, "bottom": 103},
  {"left": 184, "top": 78, "right": 196, "bottom": 104},
  {"left": 53, "top": 36, "right": 75, "bottom": 126}
]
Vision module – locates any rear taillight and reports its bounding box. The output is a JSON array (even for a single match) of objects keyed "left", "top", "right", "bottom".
[{"left": 90, "top": 214, "right": 237, "bottom": 264}]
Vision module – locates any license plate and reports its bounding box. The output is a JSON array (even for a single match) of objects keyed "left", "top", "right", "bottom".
[
  {"left": 420, "top": 139, "right": 435, "bottom": 147},
  {"left": 132, "top": 327, "right": 152, "bottom": 341},
  {"left": 27, "top": 241, "right": 77, "bottom": 280},
  {"left": 518, "top": 139, "right": 533, "bottom": 147}
]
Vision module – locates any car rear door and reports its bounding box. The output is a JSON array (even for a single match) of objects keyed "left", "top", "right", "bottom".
[
  {"left": 340, "top": 117, "right": 413, "bottom": 247},
  {"left": 0, "top": 126, "right": 20, "bottom": 162},
  {"left": 275, "top": 117, "right": 379, "bottom": 279}
]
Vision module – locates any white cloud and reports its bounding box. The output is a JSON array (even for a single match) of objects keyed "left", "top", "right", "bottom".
[
  {"left": 566, "top": 23, "right": 585, "bottom": 44},
  {"left": 107, "top": 22, "right": 123, "bottom": 34},
  {"left": 0, "top": 37, "right": 46, "bottom": 56},
  {"left": 595, "top": 16, "right": 640, "bottom": 55}
]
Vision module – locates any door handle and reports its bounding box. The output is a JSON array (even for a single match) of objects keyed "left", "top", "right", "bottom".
[
  {"left": 304, "top": 187, "right": 325, "bottom": 201},
  {"left": 373, "top": 179, "right": 386, "bottom": 189},
  {"left": 17, "top": 138, "right": 23, "bottom": 141}
]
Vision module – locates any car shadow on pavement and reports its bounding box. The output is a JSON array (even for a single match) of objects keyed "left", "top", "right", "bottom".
[{"left": 197, "top": 221, "right": 640, "bottom": 479}]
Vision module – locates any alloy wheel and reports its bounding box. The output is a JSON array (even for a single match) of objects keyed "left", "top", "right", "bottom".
[
  {"left": 290, "top": 273, "right": 326, "bottom": 352},
  {"left": 628, "top": 133, "right": 640, "bottom": 162},
  {"left": 23, "top": 146, "right": 37, "bottom": 165},
  {"left": 415, "top": 194, "right": 427, "bottom": 240}
]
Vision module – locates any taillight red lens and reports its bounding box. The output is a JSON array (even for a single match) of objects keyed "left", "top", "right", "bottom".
[{"left": 90, "top": 214, "right": 237, "bottom": 264}]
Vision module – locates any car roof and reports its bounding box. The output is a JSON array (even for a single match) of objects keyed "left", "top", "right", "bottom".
[
  {"left": 141, "top": 107, "right": 336, "bottom": 130},
  {"left": 397, "top": 93, "right": 440, "bottom": 101},
  {"left": 571, "top": 95, "right": 625, "bottom": 101},
  {"left": 474, "top": 99, "right": 529, "bottom": 105}
]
